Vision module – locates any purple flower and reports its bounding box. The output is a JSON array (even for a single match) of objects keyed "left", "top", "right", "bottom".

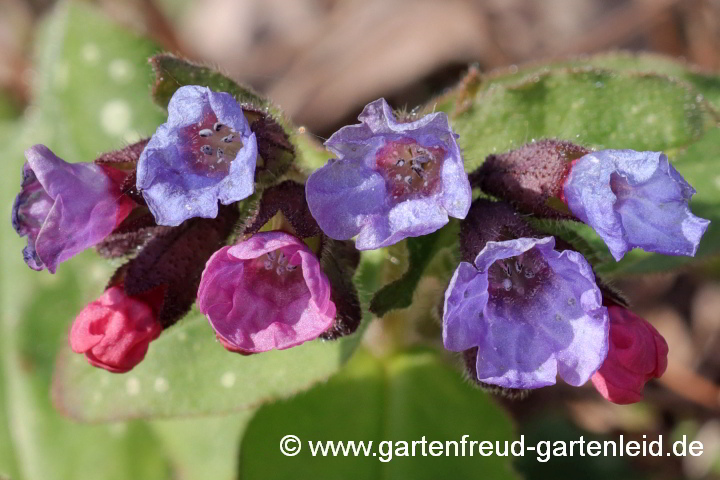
[
  {"left": 443, "top": 236, "right": 609, "bottom": 389},
  {"left": 305, "top": 98, "right": 471, "bottom": 250},
  {"left": 197, "top": 231, "right": 336, "bottom": 353},
  {"left": 563, "top": 150, "right": 710, "bottom": 261},
  {"left": 136, "top": 85, "right": 257, "bottom": 226},
  {"left": 11, "top": 145, "right": 133, "bottom": 273}
]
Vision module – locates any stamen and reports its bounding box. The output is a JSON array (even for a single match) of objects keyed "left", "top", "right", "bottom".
[
  {"left": 217, "top": 148, "right": 224, "bottom": 158},
  {"left": 199, "top": 129, "right": 213, "bottom": 137},
  {"left": 264, "top": 259, "right": 273, "bottom": 270},
  {"left": 222, "top": 134, "right": 234, "bottom": 143},
  {"left": 201, "top": 145, "right": 213, "bottom": 155},
  {"left": 376, "top": 139, "right": 445, "bottom": 201},
  {"left": 502, "top": 262, "right": 512, "bottom": 276},
  {"left": 213, "top": 122, "right": 223, "bottom": 132}
]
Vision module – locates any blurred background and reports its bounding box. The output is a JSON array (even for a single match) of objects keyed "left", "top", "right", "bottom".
[
  {"left": 2, "top": 0, "right": 720, "bottom": 134},
  {"left": 2, "top": 0, "right": 720, "bottom": 479}
]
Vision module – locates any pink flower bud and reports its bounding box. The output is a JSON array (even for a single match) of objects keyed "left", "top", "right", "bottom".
[
  {"left": 69, "top": 286, "right": 163, "bottom": 373},
  {"left": 591, "top": 306, "right": 668, "bottom": 404}
]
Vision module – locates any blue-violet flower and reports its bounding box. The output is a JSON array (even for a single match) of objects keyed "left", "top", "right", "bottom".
[
  {"left": 443, "top": 236, "right": 609, "bottom": 389},
  {"left": 564, "top": 149, "right": 710, "bottom": 260},
  {"left": 136, "top": 85, "right": 257, "bottom": 226},
  {"left": 305, "top": 98, "right": 471, "bottom": 250},
  {"left": 12, "top": 145, "right": 133, "bottom": 273}
]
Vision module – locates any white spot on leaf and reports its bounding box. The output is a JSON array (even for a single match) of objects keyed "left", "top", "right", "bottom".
[
  {"left": 125, "top": 377, "right": 140, "bottom": 396},
  {"left": 108, "top": 59, "right": 134, "bottom": 83},
  {"left": 81, "top": 43, "right": 101, "bottom": 64},
  {"left": 100, "top": 99, "right": 132, "bottom": 136},
  {"left": 221, "top": 372, "right": 236, "bottom": 388},
  {"left": 154, "top": 377, "right": 169, "bottom": 393}
]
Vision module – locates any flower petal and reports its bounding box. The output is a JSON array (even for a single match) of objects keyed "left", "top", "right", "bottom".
[
  {"left": 443, "top": 262, "right": 489, "bottom": 352},
  {"left": 305, "top": 158, "right": 387, "bottom": 241}
]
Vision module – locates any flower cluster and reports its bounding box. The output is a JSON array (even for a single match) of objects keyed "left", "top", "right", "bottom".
[
  {"left": 13, "top": 80, "right": 366, "bottom": 372},
  {"left": 11, "top": 80, "right": 706, "bottom": 408},
  {"left": 452, "top": 139, "right": 709, "bottom": 402}
]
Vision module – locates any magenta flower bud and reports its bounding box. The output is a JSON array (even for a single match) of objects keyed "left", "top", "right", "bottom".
[
  {"left": 11, "top": 145, "right": 134, "bottom": 273},
  {"left": 136, "top": 85, "right": 258, "bottom": 226},
  {"left": 591, "top": 305, "right": 668, "bottom": 404},
  {"left": 197, "top": 231, "right": 337, "bottom": 353},
  {"left": 305, "top": 98, "right": 471, "bottom": 250},
  {"left": 69, "top": 286, "right": 163, "bottom": 373},
  {"left": 564, "top": 149, "right": 710, "bottom": 260}
]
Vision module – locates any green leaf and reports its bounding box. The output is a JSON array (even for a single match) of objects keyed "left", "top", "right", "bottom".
[
  {"left": 239, "top": 350, "right": 519, "bottom": 480},
  {"left": 479, "top": 51, "right": 720, "bottom": 111},
  {"left": 150, "top": 411, "right": 256, "bottom": 480},
  {"left": 150, "top": 54, "right": 267, "bottom": 110},
  {"left": 370, "top": 221, "right": 459, "bottom": 317},
  {"left": 446, "top": 68, "right": 716, "bottom": 173},
  {"left": 53, "top": 305, "right": 368, "bottom": 421},
  {"left": 33, "top": 0, "right": 166, "bottom": 161}
]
